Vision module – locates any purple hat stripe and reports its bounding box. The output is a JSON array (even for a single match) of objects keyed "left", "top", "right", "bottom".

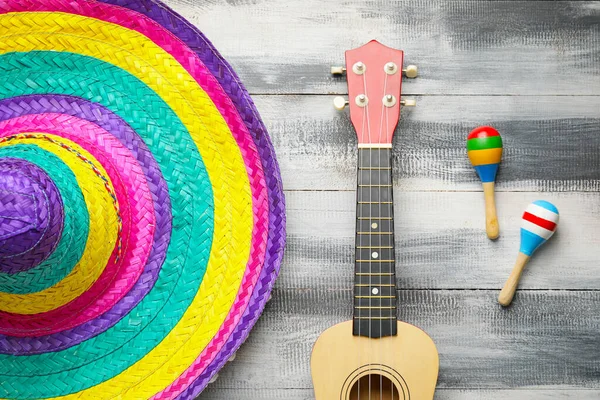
[
  {"left": 0, "top": 94, "right": 171, "bottom": 355},
  {"left": 0, "top": 158, "right": 63, "bottom": 273},
  {"left": 98, "top": 1, "right": 286, "bottom": 395}
]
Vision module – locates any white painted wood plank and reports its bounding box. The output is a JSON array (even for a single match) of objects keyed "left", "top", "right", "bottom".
[
  {"left": 254, "top": 94, "right": 600, "bottom": 191},
  {"left": 284, "top": 190, "right": 600, "bottom": 290},
  {"left": 151, "top": 1, "right": 600, "bottom": 397},
  {"left": 164, "top": 0, "right": 600, "bottom": 95},
  {"left": 206, "top": 289, "right": 600, "bottom": 391}
]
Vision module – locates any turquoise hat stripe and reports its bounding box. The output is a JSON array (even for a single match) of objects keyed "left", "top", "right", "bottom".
[
  {"left": 0, "top": 51, "right": 214, "bottom": 398},
  {"left": 0, "top": 144, "right": 88, "bottom": 294}
]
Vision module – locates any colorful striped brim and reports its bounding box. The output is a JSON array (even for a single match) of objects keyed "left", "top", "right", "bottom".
[{"left": 0, "top": 1, "right": 286, "bottom": 399}]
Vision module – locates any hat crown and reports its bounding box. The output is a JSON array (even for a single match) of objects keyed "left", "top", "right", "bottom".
[{"left": 0, "top": 158, "right": 62, "bottom": 271}]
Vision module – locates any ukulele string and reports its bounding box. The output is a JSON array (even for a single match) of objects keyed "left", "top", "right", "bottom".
[
  {"left": 357, "top": 64, "right": 369, "bottom": 400},
  {"left": 389, "top": 93, "right": 394, "bottom": 400},
  {"left": 362, "top": 64, "right": 373, "bottom": 400},
  {"left": 377, "top": 69, "right": 389, "bottom": 400}
]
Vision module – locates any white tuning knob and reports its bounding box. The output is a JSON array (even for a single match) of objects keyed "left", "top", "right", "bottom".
[
  {"left": 400, "top": 99, "right": 417, "bottom": 107},
  {"left": 331, "top": 66, "right": 346, "bottom": 75},
  {"left": 333, "top": 96, "right": 349, "bottom": 110},
  {"left": 402, "top": 65, "right": 418, "bottom": 78}
]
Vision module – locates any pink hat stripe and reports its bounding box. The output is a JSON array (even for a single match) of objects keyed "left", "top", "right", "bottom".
[{"left": 0, "top": 114, "right": 155, "bottom": 335}]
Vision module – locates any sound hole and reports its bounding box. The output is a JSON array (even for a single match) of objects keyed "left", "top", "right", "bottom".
[{"left": 349, "top": 374, "right": 402, "bottom": 400}]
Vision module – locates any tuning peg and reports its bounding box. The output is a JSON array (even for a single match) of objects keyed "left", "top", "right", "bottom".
[
  {"left": 400, "top": 99, "right": 417, "bottom": 107},
  {"left": 331, "top": 66, "right": 346, "bottom": 75},
  {"left": 402, "top": 65, "right": 418, "bottom": 78},
  {"left": 333, "top": 96, "right": 349, "bottom": 110}
]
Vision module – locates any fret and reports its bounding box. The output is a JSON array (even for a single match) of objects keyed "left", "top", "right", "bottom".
[
  {"left": 358, "top": 184, "right": 392, "bottom": 187},
  {"left": 354, "top": 284, "right": 395, "bottom": 287},
  {"left": 355, "top": 306, "right": 395, "bottom": 309},
  {"left": 356, "top": 255, "right": 394, "bottom": 264},
  {"left": 354, "top": 276, "right": 395, "bottom": 286},
  {"left": 354, "top": 148, "right": 397, "bottom": 338},
  {"left": 355, "top": 291, "right": 396, "bottom": 300},
  {"left": 356, "top": 233, "right": 393, "bottom": 248},
  {"left": 356, "top": 246, "right": 393, "bottom": 258},
  {"left": 355, "top": 273, "right": 394, "bottom": 275},
  {"left": 358, "top": 149, "right": 392, "bottom": 168},
  {"left": 353, "top": 319, "right": 396, "bottom": 338},
  {"left": 357, "top": 188, "right": 392, "bottom": 204},
  {"left": 354, "top": 285, "right": 396, "bottom": 294},
  {"left": 358, "top": 171, "right": 392, "bottom": 185},
  {"left": 357, "top": 203, "right": 393, "bottom": 218},
  {"left": 355, "top": 260, "right": 394, "bottom": 270},
  {"left": 357, "top": 219, "right": 393, "bottom": 232},
  {"left": 354, "top": 297, "right": 396, "bottom": 308},
  {"left": 353, "top": 308, "right": 396, "bottom": 318}
]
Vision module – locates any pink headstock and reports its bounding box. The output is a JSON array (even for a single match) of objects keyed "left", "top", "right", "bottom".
[{"left": 335, "top": 40, "right": 415, "bottom": 146}]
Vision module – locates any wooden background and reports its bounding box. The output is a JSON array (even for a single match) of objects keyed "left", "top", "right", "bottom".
[{"left": 163, "top": 1, "right": 600, "bottom": 398}]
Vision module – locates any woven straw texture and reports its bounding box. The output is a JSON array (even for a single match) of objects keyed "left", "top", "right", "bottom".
[{"left": 0, "top": 1, "right": 285, "bottom": 399}]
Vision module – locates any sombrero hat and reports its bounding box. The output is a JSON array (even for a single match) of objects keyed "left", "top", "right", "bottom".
[{"left": 0, "top": 0, "right": 286, "bottom": 399}]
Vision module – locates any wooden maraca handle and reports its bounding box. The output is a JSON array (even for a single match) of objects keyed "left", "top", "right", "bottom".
[
  {"left": 498, "top": 252, "right": 530, "bottom": 306},
  {"left": 482, "top": 182, "right": 499, "bottom": 240}
]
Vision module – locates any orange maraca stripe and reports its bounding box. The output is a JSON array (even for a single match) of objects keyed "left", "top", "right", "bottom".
[{"left": 468, "top": 148, "right": 502, "bottom": 166}]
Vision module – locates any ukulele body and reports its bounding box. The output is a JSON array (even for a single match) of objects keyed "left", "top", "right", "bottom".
[{"left": 311, "top": 320, "right": 439, "bottom": 400}]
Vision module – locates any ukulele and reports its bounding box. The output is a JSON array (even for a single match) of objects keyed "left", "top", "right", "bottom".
[{"left": 311, "top": 40, "right": 439, "bottom": 400}]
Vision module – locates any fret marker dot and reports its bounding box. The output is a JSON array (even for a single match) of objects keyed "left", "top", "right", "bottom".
[
  {"left": 372, "top": 252, "right": 379, "bottom": 259},
  {"left": 372, "top": 288, "right": 379, "bottom": 295},
  {"left": 371, "top": 222, "right": 378, "bottom": 229}
]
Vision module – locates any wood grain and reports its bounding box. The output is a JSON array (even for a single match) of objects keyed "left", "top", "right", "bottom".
[
  {"left": 156, "top": 0, "right": 600, "bottom": 398},
  {"left": 255, "top": 94, "right": 600, "bottom": 191},
  {"left": 284, "top": 190, "right": 600, "bottom": 290},
  {"left": 207, "top": 288, "right": 600, "bottom": 391},
  {"left": 165, "top": 0, "right": 599, "bottom": 95}
]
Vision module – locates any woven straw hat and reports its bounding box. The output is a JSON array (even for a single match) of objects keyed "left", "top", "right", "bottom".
[{"left": 0, "top": 0, "right": 285, "bottom": 399}]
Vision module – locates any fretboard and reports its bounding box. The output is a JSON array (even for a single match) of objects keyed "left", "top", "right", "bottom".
[{"left": 353, "top": 148, "right": 397, "bottom": 338}]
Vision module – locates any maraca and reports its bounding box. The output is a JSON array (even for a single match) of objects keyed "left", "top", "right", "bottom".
[
  {"left": 498, "top": 200, "right": 559, "bottom": 306},
  {"left": 467, "top": 126, "right": 503, "bottom": 239}
]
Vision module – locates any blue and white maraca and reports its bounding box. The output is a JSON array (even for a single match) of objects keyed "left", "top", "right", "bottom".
[{"left": 498, "top": 200, "right": 559, "bottom": 306}]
